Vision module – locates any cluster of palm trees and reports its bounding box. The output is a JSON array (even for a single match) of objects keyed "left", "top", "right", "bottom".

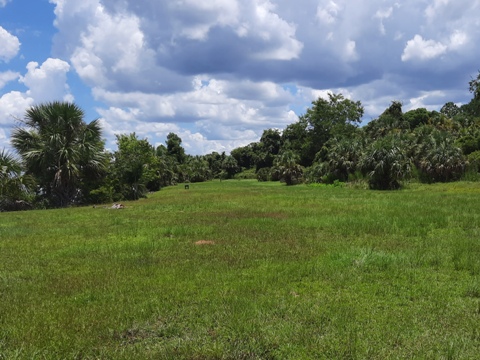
[
  {"left": 1, "top": 73, "right": 479, "bottom": 211},
  {"left": 233, "top": 83, "right": 480, "bottom": 189},
  {"left": 0, "top": 102, "right": 242, "bottom": 210},
  {"left": 332, "top": 103, "right": 475, "bottom": 187}
]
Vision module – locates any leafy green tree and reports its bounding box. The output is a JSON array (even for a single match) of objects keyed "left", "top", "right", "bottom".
[
  {"left": 360, "top": 134, "right": 413, "bottom": 190},
  {"left": 112, "top": 133, "right": 160, "bottom": 200},
  {"left": 440, "top": 102, "right": 461, "bottom": 118},
  {"left": 255, "top": 129, "right": 283, "bottom": 170},
  {"left": 156, "top": 144, "right": 177, "bottom": 186},
  {"left": 11, "top": 101, "right": 107, "bottom": 207},
  {"left": 301, "top": 93, "right": 364, "bottom": 164},
  {"left": 203, "top": 151, "right": 225, "bottom": 178},
  {"left": 281, "top": 117, "right": 311, "bottom": 166},
  {"left": 364, "top": 101, "right": 409, "bottom": 139},
  {"left": 156, "top": 144, "right": 168, "bottom": 157},
  {"left": 230, "top": 144, "right": 258, "bottom": 170},
  {"left": 459, "top": 71, "right": 480, "bottom": 117},
  {"left": 469, "top": 71, "right": 480, "bottom": 100},
  {"left": 404, "top": 108, "right": 430, "bottom": 129},
  {"left": 259, "top": 129, "right": 282, "bottom": 154},
  {"left": 166, "top": 132, "right": 186, "bottom": 164}
]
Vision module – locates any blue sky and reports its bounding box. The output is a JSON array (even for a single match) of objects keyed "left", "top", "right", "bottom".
[{"left": 1, "top": 0, "right": 479, "bottom": 154}]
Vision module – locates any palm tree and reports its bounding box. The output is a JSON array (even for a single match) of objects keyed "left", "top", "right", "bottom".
[
  {"left": 323, "top": 137, "right": 365, "bottom": 182},
  {"left": 11, "top": 102, "right": 107, "bottom": 207},
  {"left": 185, "top": 156, "right": 211, "bottom": 183},
  {"left": 274, "top": 150, "right": 304, "bottom": 185},
  {"left": 221, "top": 155, "right": 239, "bottom": 179},
  {"left": 411, "top": 128, "right": 466, "bottom": 183},
  {"left": 359, "top": 134, "right": 413, "bottom": 190},
  {"left": 418, "top": 138, "right": 466, "bottom": 182},
  {"left": 0, "top": 149, "right": 35, "bottom": 211}
]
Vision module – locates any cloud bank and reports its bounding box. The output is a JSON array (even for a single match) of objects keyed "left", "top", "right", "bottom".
[{"left": 0, "top": 0, "right": 479, "bottom": 153}]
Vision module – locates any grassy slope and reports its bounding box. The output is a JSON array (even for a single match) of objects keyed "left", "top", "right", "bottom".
[{"left": 1, "top": 180, "right": 480, "bottom": 359}]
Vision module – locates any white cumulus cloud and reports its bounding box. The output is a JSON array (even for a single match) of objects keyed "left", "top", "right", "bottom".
[
  {"left": 401, "top": 35, "right": 447, "bottom": 61},
  {"left": 34, "top": 0, "right": 480, "bottom": 155},
  {"left": 0, "top": 71, "right": 19, "bottom": 89},
  {"left": 20, "top": 58, "right": 72, "bottom": 103},
  {"left": 0, "top": 26, "right": 20, "bottom": 62},
  {"left": 0, "top": 91, "right": 34, "bottom": 126},
  {"left": 171, "top": 0, "right": 239, "bottom": 41},
  {"left": 249, "top": 0, "right": 303, "bottom": 60}
]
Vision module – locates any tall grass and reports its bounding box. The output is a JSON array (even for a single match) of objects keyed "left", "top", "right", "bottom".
[{"left": 1, "top": 180, "right": 480, "bottom": 359}]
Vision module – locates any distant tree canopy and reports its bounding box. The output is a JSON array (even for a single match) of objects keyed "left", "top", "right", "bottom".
[
  {"left": 229, "top": 76, "right": 478, "bottom": 189},
  {"left": 166, "top": 132, "right": 186, "bottom": 164},
  {"left": 284, "top": 93, "right": 364, "bottom": 165},
  {"left": 2, "top": 72, "right": 480, "bottom": 210}
]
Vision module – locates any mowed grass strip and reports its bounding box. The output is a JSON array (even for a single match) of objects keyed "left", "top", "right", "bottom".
[{"left": 1, "top": 180, "right": 480, "bottom": 359}]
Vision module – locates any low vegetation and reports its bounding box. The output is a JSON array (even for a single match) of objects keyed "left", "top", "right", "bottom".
[{"left": 1, "top": 180, "right": 480, "bottom": 359}]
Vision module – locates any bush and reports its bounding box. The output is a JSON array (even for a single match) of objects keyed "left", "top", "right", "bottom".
[
  {"left": 418, "top": 142, "right": 466, "bottom": 183},
  {"left": 347, "top": 170, "right": 365, "bottom": 183},
  {"left": 256, "top": 167, "right": 271, "bottom": 182},
  {"left": 234, "top": 169, "right": 257, "bottom": 180},
  {"left": 462, "top": 151, "right": 480, "bottom": 181},
  {"left": 321, "top": 172, "right": 340, "bottom": 184},
  {"left": 88, "top": 186, "right": 114, "bottom": 205},
  {"left": 467, "top": 150, "right": 480, "bottom": 171},
  {"left": 303, "top": 164, "right": 324, "bottom": 184}
]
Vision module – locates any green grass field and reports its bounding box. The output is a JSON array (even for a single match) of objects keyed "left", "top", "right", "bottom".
[{"left": 1, "top": 180, "right": 480, "bottom": 359}]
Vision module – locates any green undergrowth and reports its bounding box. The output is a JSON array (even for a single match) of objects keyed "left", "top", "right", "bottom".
[{"left": 1, "top": 180, "right": 480, "bottom": 359}]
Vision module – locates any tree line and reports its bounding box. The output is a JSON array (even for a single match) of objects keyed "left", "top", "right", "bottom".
[{"left": 1, "top": 73, "right": 480, "bottom": 211}]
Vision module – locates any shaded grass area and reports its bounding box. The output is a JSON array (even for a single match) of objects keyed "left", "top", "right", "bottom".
[{"left": 1, "top": 180, "right": 480, "bottom": 359}]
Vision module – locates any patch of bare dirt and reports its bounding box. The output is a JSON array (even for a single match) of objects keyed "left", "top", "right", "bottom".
[{"left": 194, "top": 240, "right": 215, "bottom": 245}]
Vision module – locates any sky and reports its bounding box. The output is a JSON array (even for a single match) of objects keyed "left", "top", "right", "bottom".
[{"left": 0, "top": 0, "right": 479, "bottom": 155}]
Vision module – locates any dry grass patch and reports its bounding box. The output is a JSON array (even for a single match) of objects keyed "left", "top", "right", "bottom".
[{"left": 194, "top": 240, "right": 215, "bottom": 245}]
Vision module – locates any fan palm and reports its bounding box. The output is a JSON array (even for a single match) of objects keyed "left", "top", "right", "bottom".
[
  {"left": 412, "top": 128, "right": 466, "bottom": 182},
  {"left": 0, "top": 149, "right": 35, "bottom": 211},
  {"left": 418, "top": 139, "right": 466, "bottom": 182},
  {"left": 185, "top": 156, "right": 211, "bottom": 183},
  {"left": 274, "top": 150, "right": 303, "bottom": 185},
  {"left": 11, "top": 102, "right": 107, "bottom": 207},
  {"left": 323, "top": 137, "right": 364, "bottom": 182},
  {"left": 360, "top": 135, "right": 413, "bottom": 190}
]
